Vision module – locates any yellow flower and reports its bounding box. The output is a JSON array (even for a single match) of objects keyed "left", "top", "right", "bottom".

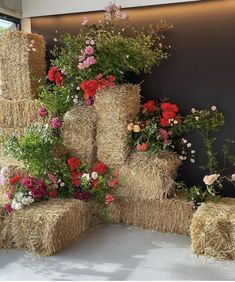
[
  {"left": 133, "top": 125, "right": 141, "bottom": 133},
  {"left": 127, "top": 122, "right": 134, "bottom": 131}
]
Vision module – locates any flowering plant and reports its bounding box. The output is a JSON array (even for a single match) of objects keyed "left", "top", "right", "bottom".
[
  {"left": 128, "top": 99, "right": 195, "bottom": 162},
  {"left": 40, "top": 3, "right": 172, "bottom": 116}
]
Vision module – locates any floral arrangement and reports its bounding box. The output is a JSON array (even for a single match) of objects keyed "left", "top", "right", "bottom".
[
  {"left": 39, "top": 3, "right": 172, "bottom": 116},
  {"left": 5, "top": 107, "right": 119, "bottom": 215}
]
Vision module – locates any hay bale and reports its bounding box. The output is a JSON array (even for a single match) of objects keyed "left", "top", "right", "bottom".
[
  {"left": 0, "top": 31, "right": 46, "bottom": 99},
  {"left": 109, "top": 193, "right": 194, "bottom": 235},
  {"left": 191, "top": 198, "right": 235, "bottom": 260},
  {"left": 118, "top": 151, "right": 181, "bottom": 200},
  {"left": 95, "top": 84, "right": 140, "bottom": 167},
  {"left": 0, "top": 198, "right": 103, "bottom": 256},
  {"left": 0, "top": 98, "right": 40, "bottom": 128},
  {"left": 63, "top": 105, "right": 97, "bottom": 167},
  {"left": 0, "top": 157, "right": 26, "bottom": 194}
]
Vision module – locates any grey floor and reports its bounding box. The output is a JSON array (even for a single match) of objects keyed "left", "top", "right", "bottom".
[{"left": 0, "top": 224, "right": 235, "bottom": 281}]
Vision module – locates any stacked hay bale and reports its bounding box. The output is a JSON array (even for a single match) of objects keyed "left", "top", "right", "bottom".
[
  {"left": 63, "top": 105, "right": 97, "bottom": 167},
  {"left": 191, "top": 198, "right": 235, "bottom": 260},
  {"left": 95, "top": 84, "right": 141, "bottom": 167},
  {"left": 0, "top": 198, "right": 103, "bottom": 256}
]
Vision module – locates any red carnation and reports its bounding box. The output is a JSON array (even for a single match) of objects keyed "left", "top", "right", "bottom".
[
  {"left": 67, "top": 157, "right": 81, "bottom": 171},
  {"left": 72, "top": 172, "right": 81, "bottom": 187},
  {"left": 10, "top": 175, "right": 22, "bottom": 185},
  {"left": 142, "top": 100, "right": 157, "bottom": 113},
  {"left": 162, "top": 110, "right": 177, "bottom": 119},
  {"left": 48, "top": 66, "right": 58, "bottom": 82},
  {"left": 92, "top": 162, "right": 108, "bottom": 175},
  {"left": 160, "top": 102, "right": 179, "bottom": 113},
  {"left": 81, "top": 79, "right": 99, "bottom": 100},
  {"left": 136, "top": 143, "right": 149, "bottom": 152},
  {"left": 160, "top": 117, "right": 170, "bottom": 127},
  {"left": 108, "top": 178, "right": 119, "bottom": 188},
  {"left": 49, "top": 190, "right": 58, "bottom": 198},
  {"left": 54, "top": 72, "right": 64, "bottom": 86}
]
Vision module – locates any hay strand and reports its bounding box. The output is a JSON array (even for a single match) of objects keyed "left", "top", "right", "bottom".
[
  {"left": 118, "top": 151, "right": 181, "bottom": 200},
  {"left": 95, "top": 84, "right": 141, "bottom": 167},
  {"left": 191, "top": 198, "right": 235, "bottom": 260},
  {"left": 63, "top": 105, "right": 97, "bottom": 167}
]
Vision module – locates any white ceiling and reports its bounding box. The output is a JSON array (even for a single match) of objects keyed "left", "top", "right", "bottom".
[{"left": 22, "top": 0, "right": 200, "bottom": 18}]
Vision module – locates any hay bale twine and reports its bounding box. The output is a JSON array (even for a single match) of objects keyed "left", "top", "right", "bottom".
[
  {"left": 0, "top": 157, "right": 26, "bottom": 195},
  {"left": 0, "top": 31, "right": 46, "bottom": 99},
  {"left": 63, "top": 105, "right": 97, "bottom": 167},
  {"left": 118, "top": 151, "right": 181, "bottom": 200},
  {"left": 0, "top": 198, "right": 103, "bottom": 256},
  {"left": 95, "top": 84, "right": 140, "bottom": 167},
  {"left": 0, "top": 98, "right": 40, "bottom": 128},
  {"left": 109, "top": 193, "right": 194, "bottom": 235},
  {"left": 191, "top": 198, "right": 235, "bottom": 260}
]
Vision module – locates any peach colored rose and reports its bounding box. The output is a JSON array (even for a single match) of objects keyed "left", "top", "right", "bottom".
[{"left": 203, "top": 174, "right": 220, "bottom": 186}]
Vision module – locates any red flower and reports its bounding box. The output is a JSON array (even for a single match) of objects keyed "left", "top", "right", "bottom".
[
  {"left": 160, "top": 117, "right": 170, "bottom": 127},
  {"left": 92, "top": 162, "right": 108, "bottom": 175},
  {"left": 91, "top": 179, "right": 99, "bottom": 190},
  {"left": 4, "top": 204, "right": 13, "bottom": 214},
  {"left": 7, "top": 187, "right": 16, "bottom": 200},
  {"left": 160, "top": 102, "right": 179, "bottom": 113},
  {"left": 162, "top": 110, "right": 177, "bottom": 119},
  {"left": 54, "top": 72, "right": 64, "bottom": 86},
  {"left": 67, "top": 157, "right": 81, "bottom": 171},
  {"left": 108, "top": 178, "right": 119, "bottom": 188},
  {"left": 10, "top": 175, "right": 22, "bottom": 185},
  {"left": 72, "top": 172, "right": 81, "bottom": 187},
  {"left": 142, "top": 100, "right": 157, "bottom": 113},
  {"left": 49, "top": 190, "right": 58, "bottom": 198},
  {"left": 48, "top": 66, "right": 58, "bottom": 82},
  {"left": 81, "top": 79, "right": 99, "bottom": 100},
  {"left": 105, "top": 194, "right": 113, "bottom": 205},
  {"left": 136, "top": 143, "right": 149, "bottom": 152}
]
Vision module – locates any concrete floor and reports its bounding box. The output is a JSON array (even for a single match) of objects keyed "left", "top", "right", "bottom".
[{"left": 0, "top": 224, "right": 235, "bottom": 281}]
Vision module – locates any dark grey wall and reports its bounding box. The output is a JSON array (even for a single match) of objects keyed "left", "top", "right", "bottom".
[{"left": 31, "top": 0, "right": 235, "bottom": 196}]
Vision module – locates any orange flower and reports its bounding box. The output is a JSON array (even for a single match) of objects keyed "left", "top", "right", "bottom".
[{"left": 137, "top": 143, "right": 149, "bottom": 152}]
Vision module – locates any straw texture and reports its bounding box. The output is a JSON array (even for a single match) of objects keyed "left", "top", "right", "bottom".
[
  {"left": 191, "top": 198, "right": 235, "bottom": 260},
  {"left": 95, "top": 84, "right": 141, "bottom": 167},
  {"left": 63, "top": 105, "right": 97, "bottom": 167},
  {"left": 0, "top": 198, "right": 103, "bottom": 256},
  {"left": 109, "top": 193, "right": 194, "bottom": 235},
  {"left": 118, "top": 151, "right": 181, "bottom": 200},
  {"left": 0, "top": 98, "right": 40, "bottom": 128},
  {"left": 0, "top": 31, "right": 46, "bottom": 99},
  {"left": 0, "top": 157, "right": 26, "bottom": 194}
]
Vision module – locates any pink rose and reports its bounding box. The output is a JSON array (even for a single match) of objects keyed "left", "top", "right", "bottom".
[
  {"left": 78, "top": 63, "right": 85, "bottom": 70},
  {"left": 38, "top": 107, "right": 48, "bottom": 118},
  {"left": 203, "top": 174, "right": 220, "bottom": 186},
  {"left": 78, "top": 55, "right": 85, "bottom": 62},
  {"left": 50, "top": 117, "right": 62, "bottom": 129},
  {"left": 83, "top": 59, "right": 90, "bottom": 68},
  {"left": 86, "top": 56, "right": 96, "bottom": 66},
  {"left": 85, "top": 46, "right": 94, "bottom": 55}
]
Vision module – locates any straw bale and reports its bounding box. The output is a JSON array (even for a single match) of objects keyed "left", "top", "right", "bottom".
[
  {"left": 0, "top": 198, "right": 104, "bottom": 256},
  {"left": 0, "top": 31, "right": 46, "bottom": 99},
  {"left": 0, "top": 98, "right": 40, "bottom": 128},
  {"left": 95, "top": 84, "right": 141, "bottom": 167},
  {"left": 0, "top": 157, "right": 26, "bottom": 194},
  {"left": 118, "top": 151, "right": 181, "bottom": 200},
  {"left": 191, "top": 198, "right": 235, "bottom": 260},
  {"left": 109, "top": 193, "right": 194, "bottom": 235},
  {"left": 63, "top": 105, "right": 97, "bottom": 167}
]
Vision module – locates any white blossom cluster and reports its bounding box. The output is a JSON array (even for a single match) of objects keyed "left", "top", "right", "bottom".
[{"left": 11, "top": 191, "right": 34, "bottom": 211}]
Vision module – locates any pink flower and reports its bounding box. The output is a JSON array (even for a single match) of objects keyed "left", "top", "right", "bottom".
[
  {"left": 105, "top": 194, "right": 113, "bottom": 205},
  {"left": 4, "top": 204, "right": 13, "bottom": 214},
  {"left": 38, "top": 107, "right": 48, "bottom": 118},
  {"left": 78, "top": 63, "right": 85, "bottom": 70},
  {"left": 50, "top": 117, "right": 62, "bottom": 129},
  {"left": 203, "top": 174, "right": 220, "bottom": 186},
  {"left": 81, "top": 16, "right": 88, "bottom": 25},
  {"left": 83, "top": 59, "right": 90, "bottom": 68},
  {"left": 78, "top": 55, "right": 85, "bottom": 62},
  {"left": 7, "top": 187, "right": 15, "bottom": 200},
  {"left": 86, "top": 99, "right": 93, "bottom": 106},
  {"left": 159, "top": 128, "right": 172, "bottom": 141},
  {"left": 85, "top": 46, "right": 94, "bottom": 55},
  {"left": 86, "top": 56, "right": 96, "bottom": 66}
]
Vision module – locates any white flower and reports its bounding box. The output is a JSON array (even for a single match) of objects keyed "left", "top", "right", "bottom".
[
  {"left": 15, "top": 192, "right": 24, "bottom": 202},
  {"left": 191, "top": 108, "right": 196, "bottom": 113},
  {"left": 22, "top": 196, "right": 34, "bottom": 206},
  {"left": 191, "top": 150, "right": 196, "bottom": 154},
  {"left": 60, "top": 182, "right": 65, "bottom": 187},
  {"left": 190, "top": 159, "right": 195, "bottom": 163},
  {"left": 77, "top": 86, "right": 80, "bottom": 90},
  {"left": 183, "top": 156, "right": 187, "bottom": 160},
  {"left": 195, "top": 116, "right": 199, "bottom": 121},
  {"left": 86, "top": 40, "right": 90, "bottom": 45},
  {"left": 82, "top": 173, "right": 90, "bottom": 181},
  {"left": 203, "top": 174, "right": 220, "bottom": 186},
  {"left": 73, "top": 98, "right": 78, "bottom": 104},
  {"left": 90, "top": 40, "right": 95, "bottom": 45},
  {"left": 122, "top": 28, "right": 125, "bottom": 32},
  {"left": 173, "top": 120, "right": 178, "bottom": 124},
  {"left": 44, "top": 123, "right": 49, "bottom": 129},
  {"left": 91, "top": 171, "right": 98, "bottom": 180},
  {"left": 182, "top": 138, "right": 187, "bottom": 144},
  {"left": 126, "top": 55, "right": 129, "bottom": 59},
  {"left": 187, "top": 143, "right": 192, "bottom": 148},
  {"left": 14, "top": 202, "right": 23, "bottom": 210},
  {"left": 211, "top": 106, "right": 217, "bottom": 111},
  {"left": 29, "top": 43, "right": 33, "bottom": 48},
  {"left": 53, "top": 37, "right": 58, "bottom": 42},
  {"left": 231, "top": 174, "right": 235, "bottom": 181},
  {"left": 32, "top": 48, "right": 36, "bottom": 52},
  {"left": 179, "top": 156, "right": 184, "bottom": 160}
]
